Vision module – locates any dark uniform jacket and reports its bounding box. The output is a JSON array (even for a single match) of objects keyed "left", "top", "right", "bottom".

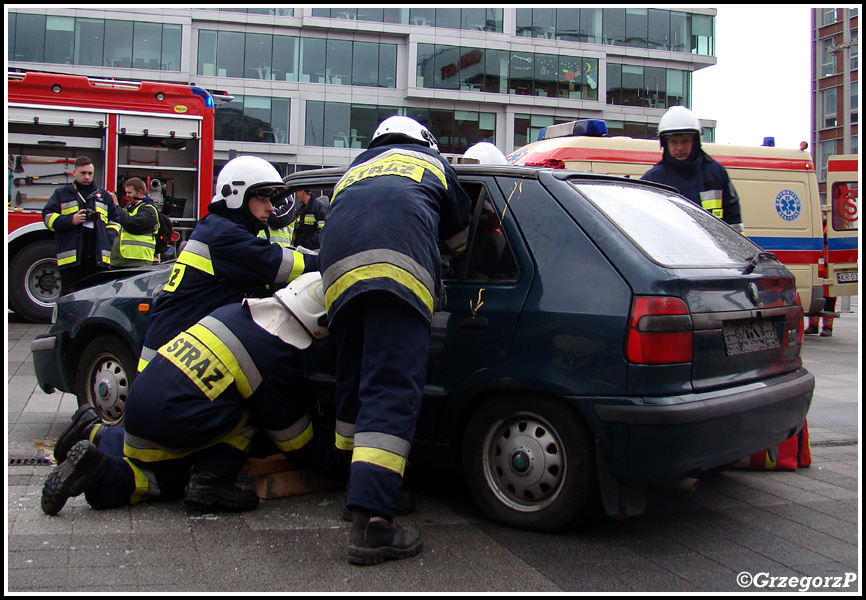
[
  {"left": 138, "top": 212, "right": 317, "bottom": 370},
  {"left": 641, "top": 151, "right": 742, "bottom": 226},
  {"left": 292, "top": 195, "right": 329, "bottom": 250},
  {"left": 318, "top": 142, "right": 471, "bottom": 326},
  {"left": 42, "top": 182, "right": 119, "bottom": 269},
  {"left": 124, "top": 301, "right": 308, "bottom": 462}
]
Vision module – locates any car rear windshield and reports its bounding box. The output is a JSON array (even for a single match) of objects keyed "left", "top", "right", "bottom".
[{"left": 572, "top": 182, "right": 758, "bottom": 267}]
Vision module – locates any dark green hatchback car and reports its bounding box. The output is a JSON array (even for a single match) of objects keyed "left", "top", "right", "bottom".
[{"left": 33, "top": 165, "right": 814, "bottom": 531}]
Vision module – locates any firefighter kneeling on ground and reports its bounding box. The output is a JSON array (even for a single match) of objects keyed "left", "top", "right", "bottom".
[{"left": 41, "top": 272, "right": 343, "bottom": 515}]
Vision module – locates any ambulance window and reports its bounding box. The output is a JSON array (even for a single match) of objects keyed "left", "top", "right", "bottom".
[{"left": 831, "top": 181, "right": 858, "bottom": 232}]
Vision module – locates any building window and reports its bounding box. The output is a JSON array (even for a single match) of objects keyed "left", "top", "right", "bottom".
[
  {"left": 851, "top": 29, "right": 858, "bottom": 70},
  {"left": 197, "top": 30, "right": 395, "bottom": 87},
  {"left": 670, "top": 11, "right": 689, "bottom": 53},
  {"left": 607, "top": 64, "right": 687, "bottom": 108},
  {"left": 817, "top": 140, "right": 836, "bottom": 182},
  {"left": 822, "top": 87, "right": 838, "bottom": 128},
  {"left": 45, "top": 16, "right": 74, "bottom": 65},
  {"left": 104, "top": 19, "right": 134, "bottom": 69},
  {"left": 647, "top": 9, "right": 670, "bottom": 50},
  {"left": 821, "top": 37, "right": 837, "bottom": 77},
  {"left": 305, "top": 102, "right": 495, "bottom": 153},
  {"left": 215, "top": 94, "right": 289, "bottom": 144},
  {"left": 74, "top": 19, "right": 105, "bottom": 67},
  {"left": 821, "top": 8, "right": 838, "bottom": 26},
  {"left": 691, "top": 14, "right": 714, "bottom": 55},
  {"left": 625, "top": 9, "right": 648, "bottom": 48}
]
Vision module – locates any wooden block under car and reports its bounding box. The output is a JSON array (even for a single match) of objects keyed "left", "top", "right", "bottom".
[{"left": 241, "top": 454, "right": 342, "bottom": 499}]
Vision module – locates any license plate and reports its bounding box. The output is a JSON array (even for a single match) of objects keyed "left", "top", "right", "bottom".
[
  {"left": 723, "top": 319, "right": 780, "bottom": 356},
  {"left": 836, "top": 272, "right": 858, "bottom": 284}
]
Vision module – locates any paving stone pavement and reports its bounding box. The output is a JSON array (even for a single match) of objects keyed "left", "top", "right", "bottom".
[{"left": 5, "top": 300, "right": 860, "bottom": 593}]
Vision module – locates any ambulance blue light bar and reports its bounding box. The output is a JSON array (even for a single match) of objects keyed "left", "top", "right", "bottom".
[
  {"left": 762, "top": 137, "right": 775, "bottom": 147},
  {"left": 540, "top": 119, "right": 608, "bottom": 141}
]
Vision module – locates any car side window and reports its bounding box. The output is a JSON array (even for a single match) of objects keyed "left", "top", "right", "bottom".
[{"left": 445, "top": 183, "right": 519, "bottom": 282}]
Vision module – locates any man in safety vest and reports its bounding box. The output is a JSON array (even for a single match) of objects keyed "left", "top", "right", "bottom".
[
  {"left": 42, "top": 156, "right": 121, "bottom": 294},
  {"left": 318, "top": 115, "right": 471, "bottom": 565},
  {"left": 41, "top": 273, "right": 342, "bottom": 515},
  {"left": 292, "top": 188, "right": 329, "bottom": 250},
  {"left": 110, "top": 177, "right": 159, "bottom": 267},
  {"left": 137, "top": 156, "right": 318, "bottom": 372},
  {"left": 641, "top": 106, "right": 744, "bottom": 232}
]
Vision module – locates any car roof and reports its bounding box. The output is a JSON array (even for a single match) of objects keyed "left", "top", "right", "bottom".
[{"left": 283, "top": 163, "right": 678, "bottom": 195}]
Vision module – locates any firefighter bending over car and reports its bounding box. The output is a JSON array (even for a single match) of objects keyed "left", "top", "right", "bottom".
[
  {"left": 318, "top": 115, "right": 471, "bottom": 565},
  {"left": 41, "top": 273, "right": 342, "bottom": 515},
  {"left": 138, "top": 156, "right": 317, "bottom": 372}
]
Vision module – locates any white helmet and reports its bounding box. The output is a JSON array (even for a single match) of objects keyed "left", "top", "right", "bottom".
[
  {"left": 271, "top": 272, "right": 329, "bottom": 349},
  {"left": 463, "top": 142, "right": 508, "bottom": 165},
  {"left": 211, "top": 156, "right": 289, "bottom": 210},
  {"left": 658, "top": 106, "right": 702, "bottom": 140},
  {"left": 371, "top": 116, "right": 439, "bottom": 151}
]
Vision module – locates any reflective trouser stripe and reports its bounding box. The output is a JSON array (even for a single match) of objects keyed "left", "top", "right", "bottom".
[
  {"left": 264, "top": 413, "right": 314, "bottom": 453},
  {"left": 352, "top": 431, "right": 411, "bottom": 476},
  {"left": 123, "top": 411, "right": 254, "bottom": 462},
  {"left": 57, "top": 250, "right": 77, "bottom": 266},
  {"left": 335, "top": 419, "right": 355, "bottom": 451},
  {"left": 124, "top": 457, "right": 160, "bottom": 505}
]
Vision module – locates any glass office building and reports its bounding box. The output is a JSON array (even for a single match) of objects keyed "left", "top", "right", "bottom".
[{"left": 9, "top": 7, "right": 717, "bottom": 174}]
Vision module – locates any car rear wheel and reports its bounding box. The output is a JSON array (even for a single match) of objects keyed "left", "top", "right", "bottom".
[
  {"left": 75, "top": 334, "right": 137, "bottom": 425},
  {"left": 462, "top": 396, "right": 598, "bottom": 532}
]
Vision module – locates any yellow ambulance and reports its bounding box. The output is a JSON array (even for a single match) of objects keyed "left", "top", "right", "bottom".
[{"left": 506, "top": 121, "right": 859, "bottom": 315}]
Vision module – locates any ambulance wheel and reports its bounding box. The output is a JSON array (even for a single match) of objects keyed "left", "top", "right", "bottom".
[
  {"left": 9, "top": 240, "right": 60, "bottom": 323},
  {"left": 462, "top": 396, "right": 598, "bottom": 532},
  {"left": 75, "top": 334, "right": 136, "bottom": 426}
]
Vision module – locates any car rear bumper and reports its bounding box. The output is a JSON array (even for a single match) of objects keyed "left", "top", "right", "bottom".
[
  {"left": 32, "top": 333, "right": 73, "bottom": 394},
  {"left": 589, "top": 368, "right": 814, "bottom": 481}
]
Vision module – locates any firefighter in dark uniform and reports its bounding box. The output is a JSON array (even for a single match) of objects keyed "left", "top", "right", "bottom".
[
  {"left": 292, "top": 188, "right": 329, "bottom": 250},
  {"left": 258, "top": 194, "right": 297, "bottom": 248},
  {"left": 138, "top": 156, "right": 317, "bottom": 372},
  {"left": 42, "top": 156, "right": 121, "bottom": 294},
  {"left": 318, "top": 116, "right": 471, "bottom": 565},
  {"left": 641, "top": 106, "right": 744, "bottom": 233},
  {"left": 41, "top": 273, "right": 341, "bottom": 515}
]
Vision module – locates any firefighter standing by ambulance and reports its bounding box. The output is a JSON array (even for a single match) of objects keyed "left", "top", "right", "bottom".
[
  {"left": 41, "top": 273, "right": 342, "bottom": 515},
  {"left": 641, "top": 106, "right": 744, "bottom": 233},
  {"left": 318, "top": 116, "right": 471, "bottom": 565},
  {"left": 137, "top": 156, "right": 318, "bottom": 372},
  {"left": 42, "top": 156, "right": 121, "bottom": 294}
]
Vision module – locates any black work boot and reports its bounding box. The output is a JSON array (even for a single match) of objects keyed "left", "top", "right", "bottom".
[
  {"left": 347, "top": 509, "right": 423, "bottom": 565},
  {"left": 342, "top": 488, "right": 417, "bottom": 521},
  {"left": 42, "top": 440, "right": 107, "bottom": 516},
  {"left": 183, "top": 470, "right": 260, "bottom": 512},
  {"left": 54, "top": 405, "right": 105, "bottom": 463}
]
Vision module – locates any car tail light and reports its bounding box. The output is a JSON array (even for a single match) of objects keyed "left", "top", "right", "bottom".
[
  {"left": 626, "top": 296, "right": 693, "bottom": 364},
  {"left": 795, "top": 293, "right": 804, "bottom": 345}
]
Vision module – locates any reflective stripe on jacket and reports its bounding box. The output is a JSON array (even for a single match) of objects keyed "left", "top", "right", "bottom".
[{"left": 318, "top": 143, "right": 471, "bottom": 325}]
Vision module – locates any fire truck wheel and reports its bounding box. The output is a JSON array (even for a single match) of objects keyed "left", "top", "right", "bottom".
[
  {"left": 74, "top": 334, "right": 136, "bottom": 426},
  {"left": 10, "top": 240, "right": 60, "bottom": 323}
]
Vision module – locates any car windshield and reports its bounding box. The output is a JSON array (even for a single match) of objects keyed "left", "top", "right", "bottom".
[{"left": 572, "top": 182, "right": 759, "bottom": 267}]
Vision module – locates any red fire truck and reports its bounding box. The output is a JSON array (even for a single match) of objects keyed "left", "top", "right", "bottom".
[{"left": 8, "top": 71, "right": 219, "bottom": 322}]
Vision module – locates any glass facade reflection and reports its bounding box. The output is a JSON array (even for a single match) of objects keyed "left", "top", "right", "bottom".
[
  {"left": 9, "top": 14, "right": 181, "bottom": 70},
  {"left": 418, "top": 45, "right": 599, "bottom": 100},
  {"left": 305, "top": 102, "right": 496, "bottom": 154}
]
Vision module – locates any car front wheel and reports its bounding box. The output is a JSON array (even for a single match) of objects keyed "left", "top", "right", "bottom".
[
  {"left": 75, "top": 334, "right": 137, "bottom": 425},
  {"left": 462, "top": 396, "right": 598, "bottom": 532}
]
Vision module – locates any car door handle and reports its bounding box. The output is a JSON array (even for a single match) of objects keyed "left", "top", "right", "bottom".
[{"left": 459, "top": 316, "right": 488, "bottom": 334}]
